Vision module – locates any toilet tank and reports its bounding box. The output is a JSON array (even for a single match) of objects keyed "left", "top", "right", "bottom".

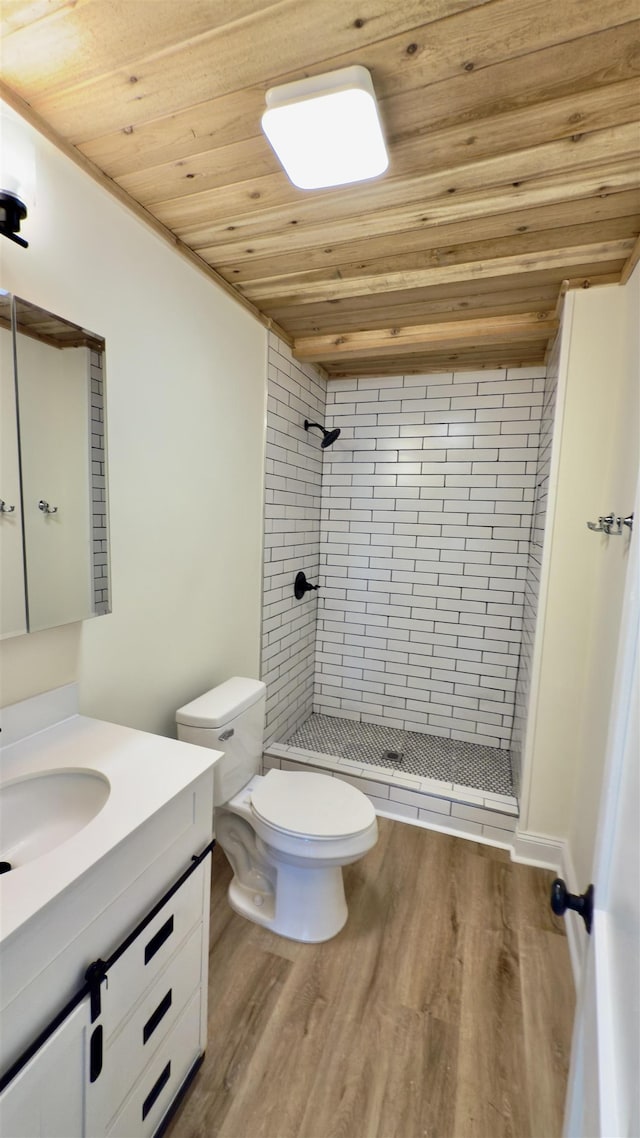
[{"left": 176, "top": 677, "right": 266, "bottom": 806}]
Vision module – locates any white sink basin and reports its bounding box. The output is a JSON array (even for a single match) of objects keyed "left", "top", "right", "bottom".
[{"left": 0, "top": 769, "right": 110, "bottom": 869}]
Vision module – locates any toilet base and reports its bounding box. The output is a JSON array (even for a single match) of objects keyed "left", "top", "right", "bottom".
[{"left": 227, "top": 861, "right": 348, "bottom": 943}]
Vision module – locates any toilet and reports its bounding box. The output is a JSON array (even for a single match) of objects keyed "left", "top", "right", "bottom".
[{"left": 176, "top": 677, "right": 378, "bottom": 942}]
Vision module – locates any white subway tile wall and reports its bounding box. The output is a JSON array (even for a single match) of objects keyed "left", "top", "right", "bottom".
[
  {"left": 316, "top": 368, "right": 546, "bottom": 748},
  {"left": 262, "top": 332, "right": 327, "bottom": 742},
  {"left": 510, "top": 344, "right": 560, "bottom": 793},
  {"left": 90, "top": 349, "right": 110, "bottom": 614}
]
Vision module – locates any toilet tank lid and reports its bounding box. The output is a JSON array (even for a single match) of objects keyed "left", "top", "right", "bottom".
[{"left": 176, "top": 677, "right": 266, "bottom": 729}]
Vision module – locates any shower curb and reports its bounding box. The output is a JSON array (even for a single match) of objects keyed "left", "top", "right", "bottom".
[{"left": 263, "top": 743, "right": 519, "bottom": 849}]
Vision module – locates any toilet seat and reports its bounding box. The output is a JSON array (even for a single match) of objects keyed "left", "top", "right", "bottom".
[{"left": 251, "top": 769, "right": 375, "bottom": 839}]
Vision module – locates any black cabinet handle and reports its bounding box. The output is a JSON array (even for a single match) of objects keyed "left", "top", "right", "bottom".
[
  {"left": 550, "top": 878, "right": 594, "bottom": 934},
  {"left": 144, "top": 915, "right": 174, "bottom": 965},
  {"left": 142, "top": 1061, "right": 171, "bottom": 1120},
  {"left": 89, "top": 1025, "right": 103, "bottom": 1083},
  {"left": 143, "top": 989, "right": 172, "bottom": 1044}
]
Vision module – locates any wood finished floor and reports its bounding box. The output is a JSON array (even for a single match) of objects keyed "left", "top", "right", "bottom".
[{"left": 167, "top": 819, "right": 575, "bottom": 1138}]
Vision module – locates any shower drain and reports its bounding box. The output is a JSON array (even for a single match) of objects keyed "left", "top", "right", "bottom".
[{"left": 382, "top": 749, "right": 404, "bottom": 765}]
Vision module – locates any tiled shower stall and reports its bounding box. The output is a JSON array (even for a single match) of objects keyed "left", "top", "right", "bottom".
[{"left": 261, "top": 332, "right": 556, "bottom": 842}]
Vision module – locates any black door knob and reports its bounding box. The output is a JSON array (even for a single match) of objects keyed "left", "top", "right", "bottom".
[
  {"left": 294, "top": 571, "right": 319, "bottom": 600},
  {"left": 550, "top": 878, "right": 594, "bottom": 934}
]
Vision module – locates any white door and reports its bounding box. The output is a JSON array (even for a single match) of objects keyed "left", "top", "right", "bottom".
[{"left": 564, "top": 480, "right": 639, "bottom": 1137}]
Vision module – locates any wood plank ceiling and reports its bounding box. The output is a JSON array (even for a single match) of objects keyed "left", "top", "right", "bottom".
[{"left": 1, "top": 0, "right": 639, "bottom": 377}]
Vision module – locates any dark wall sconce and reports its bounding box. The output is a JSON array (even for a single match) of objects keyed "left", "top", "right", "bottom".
[
  {"left": 0, "top": 106, "right": 35, "bottom": 249},
  {"left": 0, "top": 190, "right": 28, "bottom": 248}
]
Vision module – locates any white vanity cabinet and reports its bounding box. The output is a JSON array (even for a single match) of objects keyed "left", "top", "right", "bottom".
[
  {"left": 0, "top": 853, "right": 211, "bottom": 1138},
  {"left": 0, "top": 694, "right": 222, "bottom": 1138},
  {"left": 0, "top": 1000, "right": 91, "bottom": 1138},
  {"left": 86, "top": 855, "right": 211, "bottom": 1137}
]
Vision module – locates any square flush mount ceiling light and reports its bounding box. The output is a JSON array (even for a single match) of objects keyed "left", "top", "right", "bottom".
[{"left": 262, "top": 65, "right": 389, "bottom": 190}]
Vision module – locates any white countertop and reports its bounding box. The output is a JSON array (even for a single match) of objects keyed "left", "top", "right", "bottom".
[{"left": 0, "top": 713, "right": 221, "bottom": 944}]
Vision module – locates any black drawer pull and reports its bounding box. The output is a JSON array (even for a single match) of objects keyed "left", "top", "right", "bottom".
[
  {"left": 142, "top": 1061, "right": 171, "bottom": 1120},
  {"left": 144, "top": 915, "right": 174, "bottom": 965},
  {"left": 143, "top": 989, "right": 172, "bottom": 1044},
  {"left": 89, "top": 1025, "right": 103, "bottom": 1083}
]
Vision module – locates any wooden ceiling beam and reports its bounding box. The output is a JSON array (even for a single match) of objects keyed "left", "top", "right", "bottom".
[
  {"left": 294, "top": 313, "right": 558, "bottom": 363},
  {"left": 228, "top": 217, "right": 638, "bottom": 295},
  {"left": 274, "top": 290, "right": 562, "bottom": 335},
  {"left": 268, "top": 274, "right": 575, "bottom": 318},
  {"left": 265, "top": 270, "right": 622, "bottom": 335},
  {"left": 326, "top": 344, "right": 549, "bottom": 378},
  {"left": 244, "top": 239, "right": 634, "bottom": 306}
]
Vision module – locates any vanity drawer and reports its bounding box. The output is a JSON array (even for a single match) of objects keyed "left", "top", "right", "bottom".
[
  {"left": 106, "top": 989, "right": 202, "bottom": 1138},
  {"left": 96, "top": 923, "right": 203, "bottom": 1129},
  {"left": 101, "top": 860, "right": 205, "bottom": 1031}
]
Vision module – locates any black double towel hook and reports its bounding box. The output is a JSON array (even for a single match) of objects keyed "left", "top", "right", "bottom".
[{"left": 294, "top": 571, "right": 319, "bottom": 600}]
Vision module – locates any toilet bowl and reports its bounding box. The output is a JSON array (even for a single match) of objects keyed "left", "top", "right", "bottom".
[{"left": 176, "top": 678, "right": 378, "bottom": 942}]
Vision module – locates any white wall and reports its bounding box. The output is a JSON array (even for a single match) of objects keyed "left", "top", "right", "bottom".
[
  {"left": 568, "top": 267, "right": 639, "bottom": 889},
  {"left": 522, "top": 272, "right": 639, "bottom": 889},
  {"left": 0, "top": 110, "right": 267, "bottom": 735}
]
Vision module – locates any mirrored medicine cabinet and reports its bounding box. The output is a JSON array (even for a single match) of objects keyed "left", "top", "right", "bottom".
[{"left": 0, "top": 290, "right": 110, "bottom": 638}]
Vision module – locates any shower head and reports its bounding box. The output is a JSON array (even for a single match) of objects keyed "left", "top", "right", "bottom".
[
  {"left": 321, "top": 427, "right": 341, "bottom": 448},
  {"left": 304, "top": 420, "right": 341, "bottom": 449}
]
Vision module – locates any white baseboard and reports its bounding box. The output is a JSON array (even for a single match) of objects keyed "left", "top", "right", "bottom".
[
  {"left": 512, "top": 828, "right": 564, "bottom": 870},
  {"left": 373, "top": 802, "right": 513, "bottom": 853}
]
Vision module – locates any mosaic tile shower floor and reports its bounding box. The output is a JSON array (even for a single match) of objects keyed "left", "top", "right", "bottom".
[{"left": 286, "top": 714, "right": 514, "bottom": 797}]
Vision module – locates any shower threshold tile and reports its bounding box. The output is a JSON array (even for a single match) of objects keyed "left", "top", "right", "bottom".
[
  {"left": 338, "top": 762, "right": 423, "bottom": 789},
  {"left": 286, "top": 746, "right": 340, "bottom": 764},
  {"left": 450, "top": 788, "right": 487, "bottom": 808},
  {"left": 482, "top": 796, "right": 519, "bottom": 815},
  {"left": 334, "top": 755, "right": 372, "bottom": 771},
  {"left": 417, "top": 776, "right": 456, "bottom": 797},
  {"left": 482, "top": 790, "right": 519, "bottom": 806}
]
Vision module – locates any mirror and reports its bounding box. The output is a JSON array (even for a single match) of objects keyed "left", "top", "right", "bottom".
[
  {"left": 0, "top": 291, "right": 24, "bottom": 636},
  {"left": 0, "top": 292, "right": 110, "bottom": 637}
]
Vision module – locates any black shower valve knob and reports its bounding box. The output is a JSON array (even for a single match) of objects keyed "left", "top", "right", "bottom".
[{"left": 294, "top": 571, "right": 319, "bottom": 600}]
